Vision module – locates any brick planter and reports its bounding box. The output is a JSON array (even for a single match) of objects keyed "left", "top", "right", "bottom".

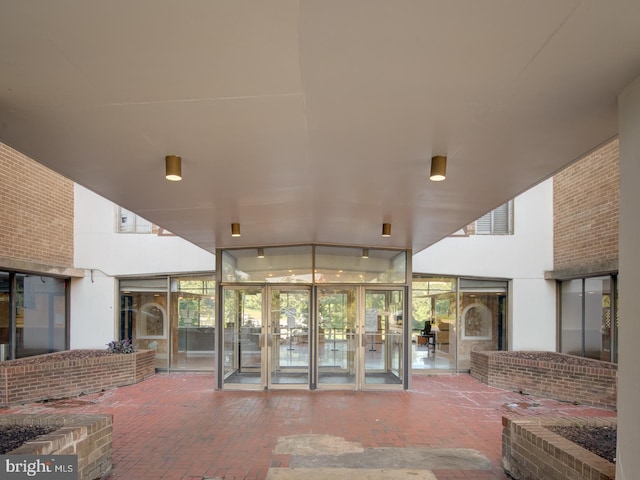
[
  {"left": 502, "top": 416, "right": 616, "bottom": 480},
  {"left": 470, "top": 351, "right": 617, "bottom": 410},
  {"left": 0, "top": 349, "right": 155, "bottom": 407},
  {"left": 1, "top": 414, "right": 113, "bottom": 480}
]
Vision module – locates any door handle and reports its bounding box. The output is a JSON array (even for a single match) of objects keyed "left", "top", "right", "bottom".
[{"left": 259, "top": 333, "right": 274, "bottom": 347}]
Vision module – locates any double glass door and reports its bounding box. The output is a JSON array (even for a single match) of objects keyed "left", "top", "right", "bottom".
[
  {"left": 317, "top": 287, "right": 404, "bottom": 388},
  {"left": 221, "top": 286, "right": 310, "bottom": 389},
  {"left": 221, "top": 285, "right": 404, "bottom": 390}
]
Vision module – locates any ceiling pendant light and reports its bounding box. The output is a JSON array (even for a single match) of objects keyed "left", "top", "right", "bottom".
[
  {"left": 257, "top": 248, "right": 265, "bottom": 258},
  {"left": 430, "top": 155, "right": 447, "bottom": 181},
  {"left": 231, "top": 223, "right": 241, "bottom": 237},
  {"left": 165, "top": 155, "right": 182, "bottom": 181},
  {"left": 362, "top": 248, "right": 369, "bottom": 258},
  {"left": 381, "top": 223, "right": 391, "bottom": 237}
]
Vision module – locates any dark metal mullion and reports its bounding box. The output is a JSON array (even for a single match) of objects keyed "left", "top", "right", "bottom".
[
  {"left": 65, "top": 279, "right": 71, "bottom": 351},
  {"left": 48, "top": 289, "right": 55, "bottom": 352},
  {"left": 610, "top": 275, "right": 617, "bottom": 363},
  {"left": 310, "top": 245, "right": 317, "bottom": 390},
  {"left": 403, "top": 284, "right": 410, "bottom": 389},
  {"left": 581, "top": 278, "right": 586, "bottom": 357},
  {"left": 215, "top": 251, "right": 224, "bottom": 390},
  {"left": 309, "top": 286, "right": 317, "bottom": 390},
  {"left": 9, "top": 273, "right": 16, "bottom": 360}
]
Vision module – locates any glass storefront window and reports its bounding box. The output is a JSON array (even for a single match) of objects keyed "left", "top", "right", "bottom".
[
  {"left": 411, "top": 276, "right": 507, "bottom": 371},
  {"left": 121, "top": 276, "right": 217, "bottom": 372},
  {"left": 221, "top": 246, "right": 313, "bottom": 283},
  {"left": 585, "top": 277, "right": 609, "bottom": 361},
  {"left": 0, "top": 273, "right": 9, "bottom": 354},
  {"left": 221, "top": 245, "right": 406, "bottom": 284},
  {"left": 457, "top": 281, "right": 507, "bottom": 370},
  {"left": 315, "top": 246, "right": 406, "bottom": 284},
  {"left": 560, "top": 279, "right": 583, "bottom": 355},
  {"left": 0, "top": 272, "right": 68, "bottom": 360},
  {"left": 560, "top": 276, "right": 617, "bottom": 362},
  {"left": 17, "top": 275, "right": 67, "bottom": 357},
  {"left": 120, "top": 278, "right": 169, "bottom": 370},
  {"left": 411, "top": 277, "right": 457, "bottom": 370},
  {"left": 171, "top": 276, "right": 216, "bottom": 371},
  {"left": 612, "top": 285, "right": 619, "bottom": 363}
]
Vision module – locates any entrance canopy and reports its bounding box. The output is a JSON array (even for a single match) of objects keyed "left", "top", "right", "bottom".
[{"left": 2, "top": 1, "right": 639, "bottom": 252}]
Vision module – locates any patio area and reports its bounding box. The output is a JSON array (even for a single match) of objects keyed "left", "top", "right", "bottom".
[{"left": 2, "top": 373, "right": 616, "bottom": 480}]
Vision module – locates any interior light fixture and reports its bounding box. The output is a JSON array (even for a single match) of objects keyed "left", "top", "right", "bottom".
[
  {"left": 362, "top": 248, "right": 369, "bottom": 258},
  {"left": 381, "top": 223, "right": 391, "bottom": 237},
  {"left": 430, "top": 155, "right": 447, "bottom": 182},
  {"left": 165, "top": 155, "right": 182, "bottom": 181},
  {"left": 231, "top": 223, "right": 241, "bottom": 237},
  {"left": 257, "top": 248, "right": 264, "bottom": 258}
]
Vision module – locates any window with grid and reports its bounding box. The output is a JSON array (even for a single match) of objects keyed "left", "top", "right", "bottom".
[{"left": 475, "top": 200, "right": 513, "bottom": 235}]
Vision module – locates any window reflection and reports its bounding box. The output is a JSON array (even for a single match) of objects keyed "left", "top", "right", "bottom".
[
  {"left": 560, "top": 276, "right": 617, "bottom": 362},
  {"left": 17, "top": 275, "right": 67, "bottom": 358}
]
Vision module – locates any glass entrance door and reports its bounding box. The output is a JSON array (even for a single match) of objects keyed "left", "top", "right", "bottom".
[
  {"left": 269, "top": 287, "right": 310, "bottom": 388},
  {"left": 363, "top": 288, "right": 404, "bottom": 387},
  {"left": 317, "top": 287, "right": 357, "bottom": 388},
  {"left": 222, "top": 287, "right": 264, "bottom": 389},
  {"left": 221, "top": 284, "right": 405, "bottom": 390},
  {"left": 316, "top": 286, "right": 405, "bottom": 390},
  {"left": 222, "top": 286, "right": 311, "bottom": 389}
]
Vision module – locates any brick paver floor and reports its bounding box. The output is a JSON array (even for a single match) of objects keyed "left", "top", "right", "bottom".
[{"left": 3, "top": 373, "right": 616, "bottom": 480}]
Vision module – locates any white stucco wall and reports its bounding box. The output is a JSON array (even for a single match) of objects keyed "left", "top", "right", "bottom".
[
  {"left": 71, "top": 185, "right": 216, "bottom": 349},
  {"left": 617, "top": 73, "right": 640, "bottom": 480},
  {"left": 412, "top": 179, "right": 555, "bottom": 351},
  {"left": 70, "top": 274, "right": 117, "bottom": 349},
  {"left": 74, "top": 185, "right": 215, "bottom": 276}
]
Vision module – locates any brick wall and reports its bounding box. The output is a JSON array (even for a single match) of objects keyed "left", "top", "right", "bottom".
[
  {"left": 470, "top": 351, "right": 617, "bottom": 410},
  {"left": 1, "top": 414, "right": 113, "bottom": 480},
  {"left": 553, "top": 139, "right": 619, "bottom": 274},
  {"left": 0, "top": 142, "right": 74, "bottom": 268},
  {"left": 0, "top": 349, "right": 155, "bottom": 407},
  {"left": 502, "top": 416, "right": 615, "bottom": 480}
]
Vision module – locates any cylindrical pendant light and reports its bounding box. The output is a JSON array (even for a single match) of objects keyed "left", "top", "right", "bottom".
[
  {"left": 362, "top": 248, "right": 369, "bottom": 258},
  {"left": 257, "top": 248, "right": 264, "bottom": 258},
  {"left": 381, "top": 223, "right": 391, "bottom": 237},
  {"left": 231, "top": 223, "right": 241, "bottom": 237},
  {"left": 430, "top": 155, "right": 447, "bottom": 182},
  {"left": 165, "top": 155, "right": 182, "bottom": 181}
]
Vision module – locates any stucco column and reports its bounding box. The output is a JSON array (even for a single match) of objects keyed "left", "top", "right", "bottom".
[{"left": 617, "top": 74, "right": 640, "bottom": 479}]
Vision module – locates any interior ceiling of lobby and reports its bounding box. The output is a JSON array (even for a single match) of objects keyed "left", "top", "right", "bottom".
[{"left": 1, "top": 1, "right": 639, "bottom": 255}]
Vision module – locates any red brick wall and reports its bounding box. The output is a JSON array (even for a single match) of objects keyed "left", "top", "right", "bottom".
[
  {"left": 502, "top": 416, "right": 615, "bottom": 480},
  {"left": 553, "top": 139, "right": 619, "bottom": 273},
  {"left": 1, "top": 414, "right": 113, "bottom": 480},
  {"left": 0, "top": 142, "right": 74, "bottom": 268},
  {"left": 470, "top": 351, "right": 617, "bottom": 410},
  {"left": 0, "top": 349, "right": 155, "bottom": 407}
]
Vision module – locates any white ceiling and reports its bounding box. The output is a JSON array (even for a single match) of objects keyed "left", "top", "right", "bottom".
[{"left": 1, "top": 1, "right": 639, "bottom": 254}]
